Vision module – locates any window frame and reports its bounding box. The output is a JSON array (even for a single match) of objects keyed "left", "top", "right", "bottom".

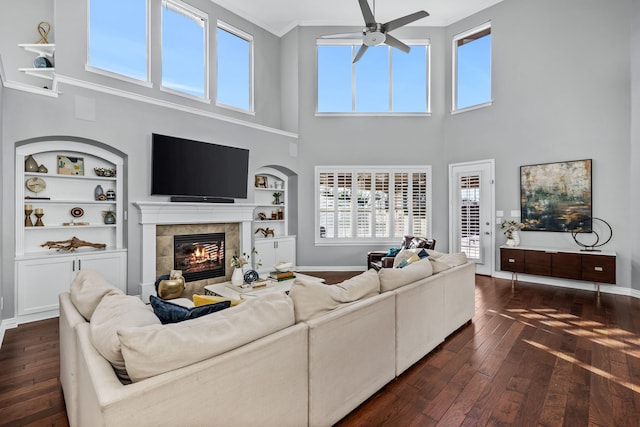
[
  {"left": 216, "top": 20, "right": 255, "bottom": 114},
  {"left": 315, "top": 165, "right": 432, "bottom": 246},
  {"left": 452, "top": 21, "right": 492, "bottom": 114},
  {"left": 159, "top": 0, "right": 210, "bottom": 102},
  {"left": 316, "top": 39, "right": 431, "bottom": 116},
  {"left": 86, "top": 0, "right": 152, "bottom": 87}
]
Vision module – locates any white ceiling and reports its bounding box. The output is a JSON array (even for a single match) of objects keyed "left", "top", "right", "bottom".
[{"left": 211, "top": 0, "right": 505, "bottom": 36}]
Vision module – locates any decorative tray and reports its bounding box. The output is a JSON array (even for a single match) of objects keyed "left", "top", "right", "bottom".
[{"left": 225, "top": 280, "right": 274, "bottom": 294}]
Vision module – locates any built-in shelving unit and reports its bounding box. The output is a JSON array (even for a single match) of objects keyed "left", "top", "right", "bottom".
[
  {"left": 252, "top": 167, "right": 295, "bottom": 273},
  {"left": 15, "top": 140, "right": 127, "bottom": 322},
  {"left": 17, "top": 43, "right": 57, "bottom": 89}
]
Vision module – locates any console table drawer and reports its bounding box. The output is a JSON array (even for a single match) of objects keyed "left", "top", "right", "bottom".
[
  {"left": 500, "top": 248, "right": 524, "bottom": 273},
  {"left": 524, "top": 250, "right": 551, "bottom": 276},
  {"left": 582, "top": 255, "right": 616, "bottom": 284}
]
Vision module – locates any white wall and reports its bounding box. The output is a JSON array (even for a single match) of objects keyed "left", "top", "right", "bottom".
[{"left": 631, "top": 0, "right": 640, "bottom": 289}]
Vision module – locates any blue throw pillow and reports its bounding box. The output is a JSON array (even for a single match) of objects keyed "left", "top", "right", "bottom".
[
  {"left": 386, "top": 247, "right": 401, "bottom": 257},
  {"left": 417, "top": 248, "right": 429, "bottom": 259},
  {"left": 150, "top": 295, "right": 231, "bottom": 324}
]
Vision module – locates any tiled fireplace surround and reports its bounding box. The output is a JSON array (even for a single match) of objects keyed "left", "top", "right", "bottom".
[{"left": 133, "top": 202, "right": 257, "bottom": 301}]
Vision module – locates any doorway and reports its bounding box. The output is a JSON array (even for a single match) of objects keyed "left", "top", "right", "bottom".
[{"left": 449, "top": 160, "right": 495, "bottom": 276}]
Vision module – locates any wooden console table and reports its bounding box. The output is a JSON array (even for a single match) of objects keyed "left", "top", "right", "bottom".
[{"left": 500, "top": 246, "right": 616, "bottom": 295}]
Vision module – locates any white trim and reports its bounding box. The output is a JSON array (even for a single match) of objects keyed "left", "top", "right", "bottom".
[
  {"left": 216, "top": 101, "right": 256, "bottom": 116},
  {"left": 160, "top": 85, "right": 211, "bottom": 104},
  {"left": 0, "top": 318, "right": 18, "bottom": 349},
  {"left": 85, "top": 65, "right": 153, "bottom": 88},
  {"left": 1, "top": 79, "right": 60, "bottom": 97},
  {"left": 315, "top": 112, "right": 431, "bottom": 118},
  {"left": 452, "top": 21, "right": 492, "bottom": 113},
  {"left": 54, "top": 74, "right": 298, "bottom": 139}
]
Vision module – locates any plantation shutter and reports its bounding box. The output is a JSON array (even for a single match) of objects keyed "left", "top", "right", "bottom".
[
  {"left": 356, "top": 173, "right": 372, "bottom": 238},
  {"left": 459, "top": 174, "right": 481, "bottom": 259},
  {"left": 374, "top": 172, "right": 390, "bottom": 238},
  {"left": 318, "top": 172, "right": 335, "bottom": 238},
  {"left": 337, "top": 173, "right": 352, "bottom": 238},
  {"left": 393, "top": 172, "right": 410, "bottom": 237},
  {"left": 411, "top": 172, "right": 428, "bottom": 236}
]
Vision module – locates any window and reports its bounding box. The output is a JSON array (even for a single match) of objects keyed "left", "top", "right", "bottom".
[
  {"left": 216, "top": 22, "right": 253, "bottom": 112},
  {"left": 317, "top": 41, "right": 429, "bottom": 114},
  {"left": 88, "top": 0, "right": 149, "bottom": 82},
  {"left": 452, "top": 22, "right": 492, "bottom": 112},
  {"left": 161, "top": 0, "right": 208, "bottom": 99},
  {"left": 316, "top": 166, "right": 431, "bottom": 244}
]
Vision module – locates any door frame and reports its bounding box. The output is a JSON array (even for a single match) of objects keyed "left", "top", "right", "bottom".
[{"left": 448, "top": 159, "right": 496, "bottom": 276}]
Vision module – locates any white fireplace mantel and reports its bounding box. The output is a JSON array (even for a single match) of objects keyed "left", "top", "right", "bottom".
[{"left": 133, "top": 201, "right": 258, "bottom": 301}]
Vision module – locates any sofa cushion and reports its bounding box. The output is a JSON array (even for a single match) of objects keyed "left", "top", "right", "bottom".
[
  {"left": 379, "top": 258, "right": 433, "bottom": 292},
  {"left": 392, "top": 248, "right": 428, "bottom": 268},
  {"left": 90, "top": 294, "right": 161, "bottom": 382},
  {"left": 70, "top": 269, "right": 123, "bottom": 321},
  {"left": 118, "top": 292, "right": 295, "bottom": 382},
  {"left": 150, "top": 295, "right": 231, "bottom": 324},
  {"left": 429, "top": 252, "right": 468, "bottom": 273},
  {"left": 288, "top": 269, "right": 380, "bottom": 322}
]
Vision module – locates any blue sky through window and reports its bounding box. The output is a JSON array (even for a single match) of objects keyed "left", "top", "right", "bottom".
[
  {"left": 89, "top": 0, "right": 147, "bottom": 80},
  {"left": 217, "top": 27, "right": 251, "bottom": 110},
  {"left": 456, "top": 33, "right": 491, "bottom": 109},
  {"left": 162, "top": 5, "right": 206, "bottom": 98}
]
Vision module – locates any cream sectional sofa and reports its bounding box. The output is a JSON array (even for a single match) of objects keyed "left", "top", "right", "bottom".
[{"left": 59, "top": 255, "right": 475, "bottom": 427}]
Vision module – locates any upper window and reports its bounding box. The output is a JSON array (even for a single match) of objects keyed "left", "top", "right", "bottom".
[
  {"left": 216, "top": 22, "right": 253, "bottom": 112},
  {"left": 317, "top": 41, "right": 429, "bottom": 114},
  {"left": 452, "top": 22, "right": 492, "bottom": 112},
  {"left": 88, "top": 0, "right": 149, "bottom": 82},
  {"left": 161, "top": 0, "right": 208, "bottom": 99},
  {"left": 316, "top": 166, "right": 431, "bottom": 244}
]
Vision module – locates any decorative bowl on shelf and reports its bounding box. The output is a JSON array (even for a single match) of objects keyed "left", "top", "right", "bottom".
[
  {"left": 94, "top": 167, "right": 116, "bottom": 177},
  {"left": 274, "top": 262, "right": 293, "bottom": 272}
]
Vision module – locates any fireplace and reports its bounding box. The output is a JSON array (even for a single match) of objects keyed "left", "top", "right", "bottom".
[{"left": 174, "top": 233, "right": 225, "bottom": 282}]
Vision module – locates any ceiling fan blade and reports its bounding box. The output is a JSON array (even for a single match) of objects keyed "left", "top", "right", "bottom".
[
  {"left": 358, "top": 0, "right": 376, "bottom": 25},
  {"left": 320, "top": 32, "right": 364, "bottom": 39},
  {"left": 383, "top": 10, "right": 429, "bottom": 32},
  {"left": 384, "top": 34, "right": 410, "bottom": 53},
  {"left": 353, "top": 44, "right": 369, "bottom": 63}
]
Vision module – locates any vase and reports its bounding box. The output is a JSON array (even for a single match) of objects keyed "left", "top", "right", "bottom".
[
  {"left": 506, "top": 238, "right": 516, "bottom": 247},
  {"left": 25, "top": 155, "right": 39, "bottom": 172},
  {"left": 231, "top": 267, "right": 244, "bottom": 286},
  {"left": 512, "top": 230, "right": 521, "bottom": 246}
]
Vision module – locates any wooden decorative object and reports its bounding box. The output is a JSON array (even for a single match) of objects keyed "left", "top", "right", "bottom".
[
  {"left": 255, "top": 227, "right": 275, "bottom": 238},
  {"left": 41, "top": 236, "right": 106, "bottom": 252}
]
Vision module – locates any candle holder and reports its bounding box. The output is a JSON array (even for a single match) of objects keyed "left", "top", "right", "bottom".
[
  {"left": 25, "top": 207, "right": 33, "bottom": 227},
  {"left": 34, "top": 209, "right": 44, "bottom": 227}
]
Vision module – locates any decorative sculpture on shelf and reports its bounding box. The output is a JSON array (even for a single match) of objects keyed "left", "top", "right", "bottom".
[
  {"left": 36, "top": 21, "right": 51, "bottom": 44},
  {"left": 255, "top": 227, "right": 275, "bottom": 238},
  {"left": 41, "top": 236, "right": 106, "bottom": 252},
  {"left": 570, "top": 217, "right": 613, "bottom": 252}
]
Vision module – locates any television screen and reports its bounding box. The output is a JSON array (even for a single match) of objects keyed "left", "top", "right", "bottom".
[{"left": 151, "top": 133, "right": 249, "bottom": 200}]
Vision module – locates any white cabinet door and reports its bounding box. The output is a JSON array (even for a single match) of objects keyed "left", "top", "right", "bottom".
[
  {"left": 16, "top": 257, "right": 75, "bottom": 316},
  {"left": 78, "top": 251, "right": 127, "bottom": 293},
  {"left": 253, "top": 237, "right": 296, "bottom": 273},
  {"left": 274, "top": 237, "right": 296, "bottom": 266},
  {"left": 254, "top": 239, "right": 277, "bottom": 272}
]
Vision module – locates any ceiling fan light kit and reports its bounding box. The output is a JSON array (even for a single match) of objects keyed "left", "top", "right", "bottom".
[{"left": 321, "top": 0, "right": 429, "bottom": 62}]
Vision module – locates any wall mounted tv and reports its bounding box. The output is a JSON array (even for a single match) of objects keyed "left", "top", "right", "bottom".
[{"left": 151, "top": 133, "right": 249, "bottom": 202}]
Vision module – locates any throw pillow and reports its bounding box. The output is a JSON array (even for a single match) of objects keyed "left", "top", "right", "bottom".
[
  {"left": 379, "top": 258, "right": 433, "bottom": 292},
  {"left": 90, "top": 294, "right": 161, "bottom": 382},
  {"left": 150, "top": 295, "right": 231, "bottom": 324},
  {"left": 392, "top": 248, "right": 425, "bottom": 268},
  {"left": 397, "top": 254, "right": 421, "bottom": 268},
  {"left": 118, "top": 293, "right": 295, "bottom": 382},
  {"left": 288, "top": 269, "right": 380, "bottom": 322},
  {"left": 70, "top": 269, "right": 123, "bottom": 321},
  {"left": 386, "top": 247, "right": 400, "bottom": 257},
  {"left": 193, "top": 294, "right": 242, "bottom": 307}
]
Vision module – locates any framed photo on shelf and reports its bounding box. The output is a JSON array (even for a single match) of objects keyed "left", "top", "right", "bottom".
[
  {"left": 255, "top": 175, "right": 268, "bottom": 188},
  {"left": 57, "top": 155, "right": 85, "bottom": 176}
]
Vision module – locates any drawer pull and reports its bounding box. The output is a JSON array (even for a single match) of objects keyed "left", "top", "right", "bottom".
[
  {"left": 508, "top": 258, "right": 516, "bottom": 263},
  {"left": 594, "top": 266, "right": 603, "bottom": 272}
]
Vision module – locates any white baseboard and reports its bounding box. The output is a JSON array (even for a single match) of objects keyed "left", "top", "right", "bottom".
[
  {"left": 0, "top": 318, "right": 18, "bottom": 349},
  {"left": 493, "top": 271, "right": 639, "bottom": 298}
]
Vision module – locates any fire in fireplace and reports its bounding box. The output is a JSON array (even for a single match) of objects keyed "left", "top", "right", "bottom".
[{"left": 174, "top": 233, "right": 225, "bottom": 282}]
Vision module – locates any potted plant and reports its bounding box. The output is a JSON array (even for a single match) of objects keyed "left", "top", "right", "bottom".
[
  {"left": 500, "top": 220, "right": 524, "bottom": 246},
  {"left": 272, "top": 192, "right": 282, "bottom": 204}
]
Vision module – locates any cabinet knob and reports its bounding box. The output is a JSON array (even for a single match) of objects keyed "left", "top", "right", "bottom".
[
  {"left": 594, "top": 266, "right": 603, "bottom": 272},
  {"left": 508, "top": 258, "right": 516, "bottom": 263}
]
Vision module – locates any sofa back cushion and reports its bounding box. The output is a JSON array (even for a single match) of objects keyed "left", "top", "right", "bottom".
[
  {"left": 379, "top": 258, "right": 433, "bottom": 292},
  {"left": 70, "top": 269, "right": 123, "bottom": 321},
  {"left": 118, "top": 292, "right": 295, "bottom": 382},
  {"left": 427, "top": 251, "right": 469, "bottom": 273},
  {"left": 289, "top": 269, "right": 380, "bottom": 323},
  {"left": 90, "top": 294, "right": 161, "bottom": 382}
]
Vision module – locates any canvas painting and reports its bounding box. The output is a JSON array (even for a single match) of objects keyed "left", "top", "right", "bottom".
[
  {"left": 57, "top": 155, "right": 84, "bottom": 176},
  {"left": 520, "top": 159, "right": 592, "bottom": 232}
]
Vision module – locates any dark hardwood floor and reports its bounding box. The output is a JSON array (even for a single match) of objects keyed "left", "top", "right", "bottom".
[{"left": 1, "top": 273, "right": 639, "bottom": 426}]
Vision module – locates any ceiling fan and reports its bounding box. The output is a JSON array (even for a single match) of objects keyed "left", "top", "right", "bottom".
[{"left": 320, "top": 0, "right": 429, "bottom": 63}]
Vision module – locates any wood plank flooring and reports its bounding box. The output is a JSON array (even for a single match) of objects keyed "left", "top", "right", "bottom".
[{"left": 1, "top": 274, "right": 639, "bottom": 426}]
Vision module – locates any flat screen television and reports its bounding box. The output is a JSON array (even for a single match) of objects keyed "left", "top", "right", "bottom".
[{"left": 151, "top": 133, "right": 249, "bottom": 202}]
